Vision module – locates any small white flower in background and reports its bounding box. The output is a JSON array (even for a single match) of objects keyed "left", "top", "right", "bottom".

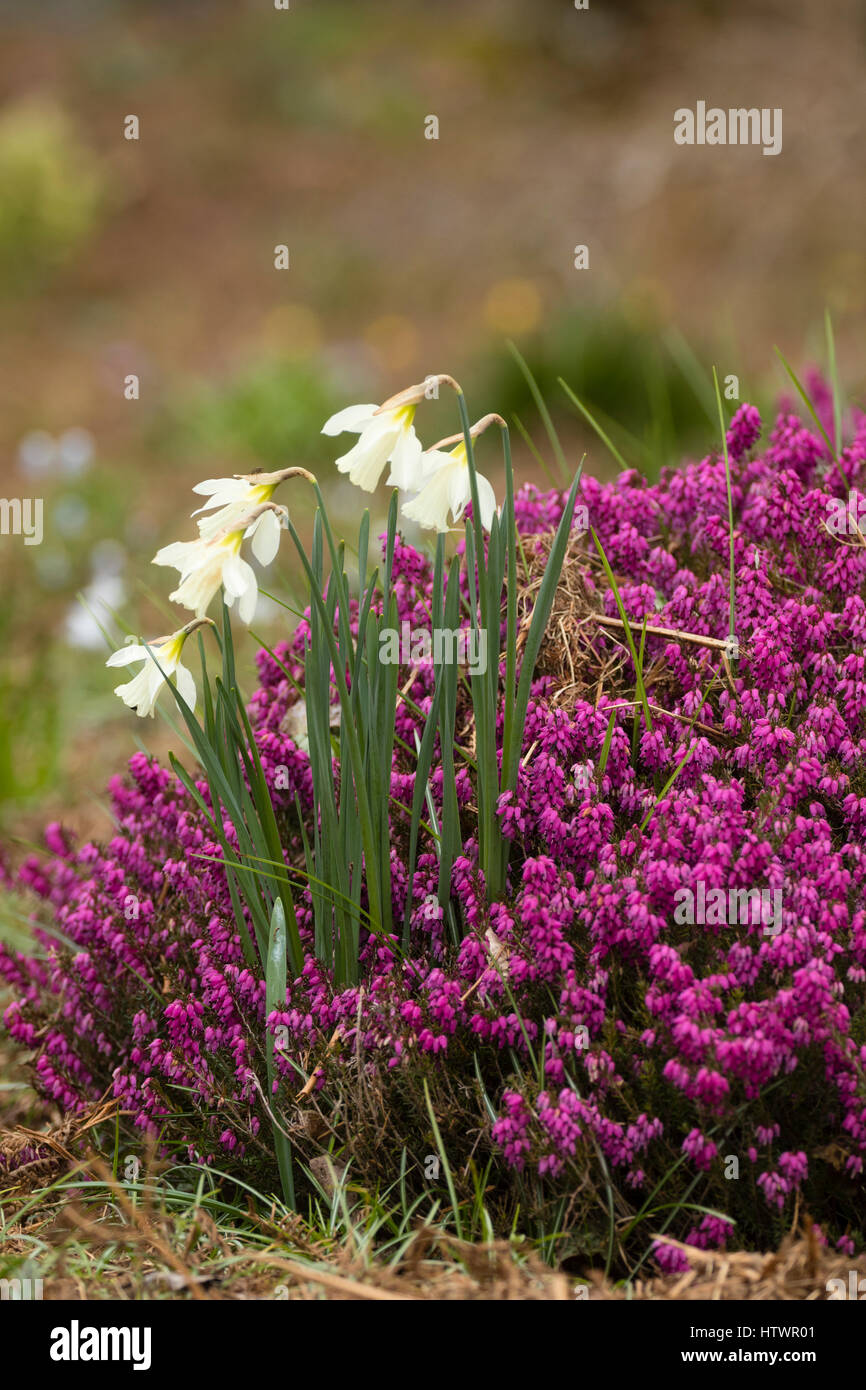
[
  {"left": 64, "top": 540, "right": 127, "bottom": 650},
  {"left": 58, "top": 427, "right": 95, "bottom": 477},
  {"left": 402, "top": 436, "right": 497, "bottom": 533},
  {"left": 153, "top": 502, "right": 288, "bottom": 625},
  {"left": 17, "top": 429, "right": 55, "bottom": 479},
  {"left": 107, "top": 619, "right": 210, "bottom": 718},
  {"left": 17, "top": 427, "right": 94, "bottom": 479}
]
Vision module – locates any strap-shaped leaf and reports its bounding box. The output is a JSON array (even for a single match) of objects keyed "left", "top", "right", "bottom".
[
  {"left": 502, "top": 469, "right": 583, "bottom": 798},
  {"left": 265, "top": 899, "right": 295, "bottom": 1208}
]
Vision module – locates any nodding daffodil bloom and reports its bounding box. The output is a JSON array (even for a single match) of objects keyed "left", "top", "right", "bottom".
[
  {"left": 153, "top": 502, "right": 287, "bottom": 624},
  {"left": 322, "top": 400, "right": 423, "bottom": 492},
  {"left": 107, "top": 619, "right": 210, "bottom": 718},
  {"left": 322, "top": 377, "right": 461, "bottom": 493},
  {"left": 402, "top": 438, "right": 497, "bottom": 533},
  {"left": 191, "top": 467, "right": 314, "bottom": 551}
]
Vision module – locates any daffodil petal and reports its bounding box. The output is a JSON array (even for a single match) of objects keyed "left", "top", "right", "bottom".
[
  {"left": 175, "top": 662, "right": 197, "bottom": 710},
  {"left": 419, "top": 448, "right": 451, "bottom": 481},
  {"left": 448, "top": 464, "right": 471, "bottom": 523},
  {"left": 321, "top": 403, "right": 378, "bottom": 436},
  {"left": 106, "top": 644, "right": 147, "bottom": 668},
  {"left": 250, "top": 508, "right": 282, "bottom": 566},
  {"left": 385, "top": 426, "right": 423, "bottom": 490},
  {"left": 192, "top": 477, "right": 246, "bottom": 498},
  {"left": 153, "top": 540, "right": 196, "bottom": 571},
  {"left": 115, "top": 666, "right": 158, "bottom": 717},
  {"left": 402, "top": 463, "right": 456, "bottom": 532},
  {"left": 336, "top": 423, "right": 395, "bottom": 491},
  {"left": 221, "top": 550, "right": 249, "bottom": 597},
  {"left": 475, "top": 472, "right": 498, "bottom": 531},
  {"left": 237, "top": 570, "right": 259, "bottom": 625}
]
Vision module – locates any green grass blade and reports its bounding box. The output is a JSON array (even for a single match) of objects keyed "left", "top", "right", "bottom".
[
  {"left": 507, "top": 338, "right": 569, "bottom": 481},
  {"left": 502, "top": 470, "right": 582, "bottom": 803},
  {"left": 774, "top": 344, "right": 838, "bottom": 461},
  {"left": 591, "top": 528, "right": 653, "bottom": 737},
  {"left": 559, "top": 378, "right": 629, "bottom": 472},
  {"left": 825, "top": 308, "right": 843, "bottom": 456},
  {"left": 597, "top": 706, "right": 617, "bottom": 784},
  {"left": 712, "top": 365, "right": 737, "bottom": 649}
]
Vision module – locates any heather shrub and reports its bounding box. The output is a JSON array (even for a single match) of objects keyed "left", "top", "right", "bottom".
[{"left": 3, "top": 368, "right": 866, "bottom": 1274}]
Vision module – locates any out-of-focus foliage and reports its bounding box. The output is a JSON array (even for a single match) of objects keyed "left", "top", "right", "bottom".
[
  {"left": 158, "top": 358, "right": 345, "bottom": 471},
  {"left": 479, "top": 307, "right": 726, "bottom": 478},
  {"left": 0, "top": 100, "right": 105, "bottom": 293}
]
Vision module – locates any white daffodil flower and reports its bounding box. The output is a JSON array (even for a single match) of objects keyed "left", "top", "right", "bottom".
[
  {"left": 322, "top": 377, "right": 465, "bottom": 493},
  {"left": 107, "top": 620, "right": 209, "bottom": 718},
  {"left": 191, "top": 467, "right": 313, "bottom": 553},
  {"left": 153, "top": 503, "right": 287, "bottom": 625},
  {"left": 402, "top": 438, "right": 497, "bottom": 533},
  {"left": 322, "top": 377, "right": 461, "bottom": 493},
  {"left": 322, "top": 400, "right": 423, "bottom": 492}
]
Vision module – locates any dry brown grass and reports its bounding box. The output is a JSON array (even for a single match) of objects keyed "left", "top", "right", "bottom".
[
  {"left": 520, "top": 533, "right": 728, "bottom": 721},
  {"left": 592, "top": 1223, "right": 866, "bottom": 1302},
  {"left": 2, "top": 1108, "right": 862, "bottom": 1300}
]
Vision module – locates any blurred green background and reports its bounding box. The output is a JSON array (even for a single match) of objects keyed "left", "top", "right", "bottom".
[{"left": 1, "top": 0, "right": 866, "bottom": 845}]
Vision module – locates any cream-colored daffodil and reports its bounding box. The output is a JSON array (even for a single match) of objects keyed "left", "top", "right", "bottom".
[
  {"left": 402, "top": 438, "right": 497, "bottom": 533},
  {"left": 322, "top": 401, "right": 422, "bottom": 492},
  {"left": 106, "top": 619, "right": 210, "bottom": 718},
  {"left": 191, "top": 467, "right": 314, "bottom": 554},
  {"left": 153, "top": 502, "right": 287, "bottom": 625},
  {"left": 322, "top": 378, "right": 458, "bottom": 493}
]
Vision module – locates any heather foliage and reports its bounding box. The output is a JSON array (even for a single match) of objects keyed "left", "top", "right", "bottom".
[{"left": 4, "top": 370, "right": 866, "bottom": 1274}]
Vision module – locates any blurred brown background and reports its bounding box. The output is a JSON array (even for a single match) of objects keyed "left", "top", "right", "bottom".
[{"left": 0, "top": 0, "right": 864, "bottom": 843}]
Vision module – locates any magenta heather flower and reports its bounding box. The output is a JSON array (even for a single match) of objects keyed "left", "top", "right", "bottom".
[
  {"left": 726, "top": 403, "right": 762, "bottom": 462},
  {"left": 652, "top": 1241, "right": 691, "bottom": 1275}
]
